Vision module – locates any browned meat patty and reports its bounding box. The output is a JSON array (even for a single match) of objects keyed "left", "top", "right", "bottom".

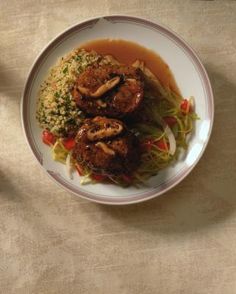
[
  {"left": 72, "top": 64, "right": 144, "bottom": 118},
  {"left": 73, "top": 117, "right": 140, "bottom": 175}
]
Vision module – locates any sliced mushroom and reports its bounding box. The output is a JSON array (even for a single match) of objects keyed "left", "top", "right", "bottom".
[
  {"left": 96, "top": 99, "right": 107, "bottom": 108},
  {"left": 132, "top": 60, "right": 145, "bottom": 71},
  {"left": 78, "top": 76, "right": 120, "bottom": 98},
  {"left": 132, "top": 59, "right": 159, "bottom": 81},
  {"left": 95, "top": 142, "right": 115, "bottom": 155},
  {"left": 87, "top": 121, "right": 123, "bottom": 141},
  {"left": 104, "top": 55, "right": 120, "bottom": 65},
  {"left": 92, "top": 76, "right": 120, "bottom": 97},
  {"left": 133, "top": 59, "right": 181, "bottom": 106},
  {"left": 126, "top": 78, "right": 137, "bottom": 83},
  {"left": 76, "top": 85, "right": 90, "bottom": 96}
]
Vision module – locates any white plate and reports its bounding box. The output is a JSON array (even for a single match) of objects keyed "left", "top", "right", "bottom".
[{"left": 21, "top": 15, "right": 214, "bottom": 205}]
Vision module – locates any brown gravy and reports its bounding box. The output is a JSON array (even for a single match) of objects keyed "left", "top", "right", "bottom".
[{"left": 82, "top": 39, "right": 179, "bottom": 94}]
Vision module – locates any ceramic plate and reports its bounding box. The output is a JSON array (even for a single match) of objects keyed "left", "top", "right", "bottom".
[{"left": 21, "top": 15, "right": 214, "bottom": 204}]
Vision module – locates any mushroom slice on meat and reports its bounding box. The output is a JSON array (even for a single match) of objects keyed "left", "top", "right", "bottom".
[
  {"left": 86, "top": 117, "right": 124, "bottom": 141},
  {"left": 77, "top": 76, "right": 120, "bottom": 98},
  {"left": 73, "top": 117, "right": 140, "bottom": 175},
  {"left": 72, "top": 64, "right": 144, "bottom": 118}
]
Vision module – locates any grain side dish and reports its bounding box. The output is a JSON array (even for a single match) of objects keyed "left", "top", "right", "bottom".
[
  {"left": 36, "top": 40, "right": 198, "bottom": 186},
  {"left": 37, "top": 49, "right": 111, "bottom": 136}
]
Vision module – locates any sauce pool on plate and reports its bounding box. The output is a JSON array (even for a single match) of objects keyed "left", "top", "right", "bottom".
[{"left": 82, "top": 38, "right": 180, "bottom": 94}]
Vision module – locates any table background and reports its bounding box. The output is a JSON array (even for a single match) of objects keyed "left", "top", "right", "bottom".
[{"left": 1, "top": 1, "right": 236, "bottom": 293}]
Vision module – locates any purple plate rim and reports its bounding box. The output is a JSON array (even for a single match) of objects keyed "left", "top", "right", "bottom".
[{"left": 21, "top": 15, "right": 214, "bottom": 205}]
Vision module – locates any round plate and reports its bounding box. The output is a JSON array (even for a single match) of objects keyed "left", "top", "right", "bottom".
[{"left": 21, "top": 15, "right": 214, "bottom": 205}]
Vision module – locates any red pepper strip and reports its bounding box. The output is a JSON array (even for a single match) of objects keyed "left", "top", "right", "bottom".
[
  {"left": 42, "top": 130, "right": 56, "bottom": 146},
  {"left": 75, "top": 163, "right": 84, "bottom": 176},
  {"left": 91, "top": 174, "right": 107, "bottom": 182},
  {"left": 121, "top": 174, "right": 133, "bottom": 184},
  {"left": 163, "top": 116, "right": 177, "bottom": 127},
  {"left": 180, "top": 99, "right": 191, "bottom": 114},
  {"left": 155, "top": 138, "right": 169, "bottom": 151},
  {"left": 63, "top": 138, "right": 76, "bottom": 150}
]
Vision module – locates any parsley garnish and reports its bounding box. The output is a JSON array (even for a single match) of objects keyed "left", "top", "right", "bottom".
[
  {"left": 63, "top": 66, "right": 68, "bottom": 74},
  {"left": 75, "top": 55, "right": 82, "bottom": 62}
]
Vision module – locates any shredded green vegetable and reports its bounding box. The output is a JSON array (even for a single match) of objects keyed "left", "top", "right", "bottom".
[{"left": 129, "top": 86, "right": 199, "bottom": 185}]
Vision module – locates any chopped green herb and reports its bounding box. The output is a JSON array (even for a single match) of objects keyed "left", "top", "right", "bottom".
[
  {"left": 75, "top": 55, "right": 82, "bottom": 62},
  {"left": 63, "top": 66, "right": 68, "bottom": 74}
]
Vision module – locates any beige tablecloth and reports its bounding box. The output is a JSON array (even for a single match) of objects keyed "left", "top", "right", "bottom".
[{"left": 1, "top": 1, "right": 236, "bottom": 293}]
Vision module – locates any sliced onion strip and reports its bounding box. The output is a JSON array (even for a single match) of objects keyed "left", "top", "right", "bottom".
[{"left": 65, "top": 152, "right": 73, "bottom": 180}]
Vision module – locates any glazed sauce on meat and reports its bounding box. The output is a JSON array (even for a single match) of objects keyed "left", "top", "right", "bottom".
[{"left": 82, "top": 39, "right": 180, "bottom": 94}]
